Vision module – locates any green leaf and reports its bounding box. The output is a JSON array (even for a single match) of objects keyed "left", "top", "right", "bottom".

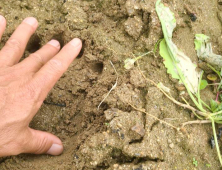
[
  {"left": 192, "top": 158, "right": 198, "bottom": 167},
  {"left": 153, "top": 39, "right": 162, "bottom": 53},
  {"left": 214, "top": 102, "right": 222, "bottom": 113},
  {"left": 210, "top": 99, "right": 218, "bottom": 112},
  {"left": 159, "top": 40, "right": 180, "bottom": 80},
  {"left": 219, "top": 94, "right": 222, "bottom": 101},
  {"left": 200, "top": 80, "right": 208, "bottom": 90},
  {"left": 217, "top": 80, "right": 222, "bottom": 91},
  {"left": 206, "top": 164, "right": 211, "bottom": 167}
]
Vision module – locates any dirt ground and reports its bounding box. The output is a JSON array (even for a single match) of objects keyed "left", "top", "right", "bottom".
[{"left": 0, "top": 0, "right": 222, "bottom": 169}]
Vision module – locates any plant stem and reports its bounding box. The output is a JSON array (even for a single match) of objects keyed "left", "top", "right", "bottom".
[
  {"left": 181, "top": 120, "right": 211, "bottom": 127},
  {"left": 201, "top": 100, "right": 211, "bottom": 110},
  {"left": 211, "top": 119, "right": 222, "bottom": 166},
  {"left": 210, "top": 110, "right": 222, "bottom": 117},
  {"left": 135, "top": 56, "right": 142, "bottom": 61},
  {"left": 197, "top": 71, "right": 204, "bottom": 109},
  {"left": 207, "top": 64, "right": 222, "bottom": 80},
  {"left": 127, "top": 102, "right": 179, "bottom": 131},
  {"left": 216, "top": 92, "right": 220, "bottom": 102},
  {"left": 154, "top": 39, "right": 163, "bottom": 53},
  {"left": 174, "top": 63, "right": 206, "bottom": 112},
  {"left": 181, "top": 97, "right": 204, "bottom": 120}
]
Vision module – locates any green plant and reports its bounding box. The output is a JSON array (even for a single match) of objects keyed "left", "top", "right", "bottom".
[
  {"left": 206, "top": 163, "right": 211, "bottom": 168},
  {"left": 124, "top": 51, "right": 155, "bottom": 70},
  {"left": 156, "top": 0, "right": 222, "bottom": 166},
  {"left": 193, "top": 158, "right": 198, "bottom": 167}
]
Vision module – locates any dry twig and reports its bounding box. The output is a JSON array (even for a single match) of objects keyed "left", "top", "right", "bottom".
[{"left": 98, "top": 61, "right": 118, "bottom": 110}]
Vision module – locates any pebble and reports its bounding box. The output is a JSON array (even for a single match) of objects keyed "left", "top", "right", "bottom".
[
  {"left": 113, "top": 164, "right": 119, "bottom": 168},
  {"left": 169, "top": 143, "right": 174, "bottom": 149},
  {"left": 131, "top": 124, "right": 145, "bottom": 137},
  {"left": 124, "top": 16, "right": 143, "bottom": 40},
  {"left": 176, "top": 138, "right": 181, "bottom": 143},
  {"left": 175, "top": 84, "right": 186, "bottom": 91},
  {"left": 125, "top": 0, "right": 141, "bottom": 16},
  {"left": 168, "top": 139, "right": 172, "bottom": 143}
]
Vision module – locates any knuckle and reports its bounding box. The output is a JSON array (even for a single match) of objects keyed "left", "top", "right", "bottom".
[
  {"left": 5, "top": 38, "right": 21, "bottom": 53},
  {"left": 47, "top": 59, "right": 63, "bottom": 74},
  {"left": 29, "top": 53, "right": 44, "bottom": 67},
  {"left": 35, "top": 136, "right": 49, "bottom": 154}
]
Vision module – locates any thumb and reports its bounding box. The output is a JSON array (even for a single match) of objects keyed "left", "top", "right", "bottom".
[{"left": 24, "top": 128, "right": 63, "bottom": 155}]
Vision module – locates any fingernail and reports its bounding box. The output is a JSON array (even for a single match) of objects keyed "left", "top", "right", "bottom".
[
  {"left": 48, "top": 39, "right": 60, "bottom": 49},
  {"left": 0, "top": 15, "right": 5, "bottom": 24},
  {"left": 23, "top": 17, "right": 38, "bottom": 29},
  {"left": 47, "top": 144, "right": 63, "bottom": 156},
  {"left": 70, "top": 38, "right": 82, "bottom": 47}
]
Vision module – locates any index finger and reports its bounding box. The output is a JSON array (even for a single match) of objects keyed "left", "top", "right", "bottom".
[{"left": 31, "top": 38, "right": 82, "bottom": 101}]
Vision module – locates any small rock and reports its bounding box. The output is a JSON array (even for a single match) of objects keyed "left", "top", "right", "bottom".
[
  {"left": 113, "top": 164, "right": 119, "bottom": 168},
  {"left": 64, "top": 3, "right": 88, "bottom": 30},
  {"left": 198, "top": 61, "right": 213, "bottom": 73},
  {"left": 88, "top": 13, "right": 102, "bottom": 23},
  {"left": 169, "top": 143, "right": 174, "bottom": 149},
  {"left": 131, "top": 124, "right": 145, "bottom": 137},
  {"left": 167, "top": 139, "right": 172, "bottom": 143},
  {"left": 146, "top": 87, "right": 163, "bottom": 101},
  {"left": 190, "top": 13, "right": 197, "bottom": 22},
  {"left": 59, "top": 16, "right": 66, "bottom": 23},
  {"left": 45, "top": 19, "right": 54, "bottom": 24},
  {"left": 124, "top": 16, "right": 143, "bottom": 40},
  {"left": 130, "top": 69, "right": 146, "bottom": 88},
  {"left": 85, "top": 54, "right": 97, "bottom": 62},
  {"left": 125, "top": 0, "right": 141, "bottom": 16},
  {"left": 175, "top": 84, "right": 186, "bottom": 91},
  {"left": 176, "top": 138, "right": 181, "bottom": 143},
  {"left": 104, "top": 108, "right": 119, "bottom": 120},
  {"left": 207, "top": 74, "right": 217, "bottom": 81}
]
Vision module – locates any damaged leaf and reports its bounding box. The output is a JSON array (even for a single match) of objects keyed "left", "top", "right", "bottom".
[
  {"left": 157, "top": 82, "right": 171, "bottom": 93},
  {"left": 156, "top": 0, "right": 200, "bottom": 93},
  {"left": 124, "top": 58, "right": 137, "bottom": 70},
  {"left": 195, "top": 34, "right": 222, "bottom": 70},
  {"left": 124, "top": 56, "right": 142, "bottom": 70}
]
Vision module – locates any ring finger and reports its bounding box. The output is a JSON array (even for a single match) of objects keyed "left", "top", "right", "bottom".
[{"left": 17, "top": 39, "right": 61, "bottom": 73}]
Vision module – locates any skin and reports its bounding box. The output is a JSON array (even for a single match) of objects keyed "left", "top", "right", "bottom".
[{"left": 0, "top": 16, "right": 82, "bottom": 157}]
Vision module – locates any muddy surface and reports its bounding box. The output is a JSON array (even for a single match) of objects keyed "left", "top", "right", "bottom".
[{"left": 0, "top": 0, "right": 222, "bottom": 169}]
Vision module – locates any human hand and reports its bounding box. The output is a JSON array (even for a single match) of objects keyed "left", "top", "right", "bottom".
[{"left": 0, "top": 16, "right": 82, "bottom": 157}]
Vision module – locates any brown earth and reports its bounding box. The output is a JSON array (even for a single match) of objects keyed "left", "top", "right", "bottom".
[{"left": 0, "top": 0, "right": 222, "bottom": 169}]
